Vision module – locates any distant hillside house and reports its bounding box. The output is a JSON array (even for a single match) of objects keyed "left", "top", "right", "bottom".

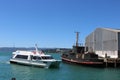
[{"left": 85, "top": 28, "right": 120, "bottom": 58}]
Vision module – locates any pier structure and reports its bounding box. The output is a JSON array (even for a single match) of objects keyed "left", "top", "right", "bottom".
[{"left": 103, "top": 58, "right": 120, "bottom": 67}]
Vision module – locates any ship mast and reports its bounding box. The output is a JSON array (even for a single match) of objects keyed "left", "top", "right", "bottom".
[{"left": 75, "top": 32, "right": 79, "bottom": 47}]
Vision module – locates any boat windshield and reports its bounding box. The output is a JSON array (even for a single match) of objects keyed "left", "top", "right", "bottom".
[
  {"left": 32, "top": 56, "right": 41, "bottom": 60},
  {"left": 41, "top": 56, "right": 53, "bottom": 60}
]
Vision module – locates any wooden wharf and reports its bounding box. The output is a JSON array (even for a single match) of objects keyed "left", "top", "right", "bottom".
[{"left": 103, "top": 58, "right": 120, "bottom": 68}]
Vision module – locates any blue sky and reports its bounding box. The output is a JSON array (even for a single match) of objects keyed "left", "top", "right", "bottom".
[{"left": 0, "top": 0, "right": 120, "bottom": 48}]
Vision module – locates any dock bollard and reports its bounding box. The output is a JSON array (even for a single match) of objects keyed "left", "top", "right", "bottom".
[{"left": 11, "top": 77, "right": 16, "bottom": 80}]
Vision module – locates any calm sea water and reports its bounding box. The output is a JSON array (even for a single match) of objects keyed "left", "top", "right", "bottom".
[{"left": 0, "top": 52, "right": 120, "bottom": 80}]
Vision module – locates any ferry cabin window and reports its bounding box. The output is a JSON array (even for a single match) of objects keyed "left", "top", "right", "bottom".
[
  {"left": 15, "top": 55, "right": 28, "bottom": 59},
  {"left": 41, "top": 56, "right": 53, "bottom": 59},
  {"left": 32, "top": 56, "right": 41, "bottom": 60}
]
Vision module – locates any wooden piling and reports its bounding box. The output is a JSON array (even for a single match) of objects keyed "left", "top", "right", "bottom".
[
  {"left": 105, "top": 59, "right": 107, "bottom": 67},
  {"left": 104, "top": 58, "right": 107, "bottom": 67},
  {"left": 114, "top": 59, "right": 117, "bottom": 68}
]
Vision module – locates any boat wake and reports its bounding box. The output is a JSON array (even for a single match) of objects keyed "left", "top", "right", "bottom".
[{"left": 0, "top": 60, "right": 10, "bottom": 64}]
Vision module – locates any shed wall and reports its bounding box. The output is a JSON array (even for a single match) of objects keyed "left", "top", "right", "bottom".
[
  {"left": 118, "top": 32, "right": 120, "bottom": 51},
  {"left": 85, "top": 28, "right": 119, "bottom": 58},
  {"left": 102, "top": 29, "right": 118, "bottom": 51},
  {"left": 118, "top": 32, "right": 120, "bottom": 58}
]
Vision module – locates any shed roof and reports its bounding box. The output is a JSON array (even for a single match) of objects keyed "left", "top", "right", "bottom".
[{"left": 100, "top": 28, "right": 120, "bottom": 32}]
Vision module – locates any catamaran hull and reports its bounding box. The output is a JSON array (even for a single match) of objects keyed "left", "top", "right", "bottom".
[{"left": 10, "top": 59, "right": 60, "bottom": 68}]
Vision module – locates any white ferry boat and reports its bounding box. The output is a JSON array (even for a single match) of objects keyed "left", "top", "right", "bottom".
[{"left": 10, "top": 45, "right": 61, "bottom": 68}]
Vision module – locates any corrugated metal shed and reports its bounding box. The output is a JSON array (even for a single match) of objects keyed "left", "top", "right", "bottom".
[{"left": 85, "top": 28, "right": 120, "bottom": 58}]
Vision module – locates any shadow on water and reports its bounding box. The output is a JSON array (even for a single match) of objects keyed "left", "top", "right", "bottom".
[{"left": 60, "top": 62, "right": 120, "bottom": 80}]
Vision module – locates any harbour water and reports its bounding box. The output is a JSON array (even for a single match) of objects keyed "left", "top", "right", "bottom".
[{"left": 0, "top": 52, "right": 120, "bottom": 80}]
